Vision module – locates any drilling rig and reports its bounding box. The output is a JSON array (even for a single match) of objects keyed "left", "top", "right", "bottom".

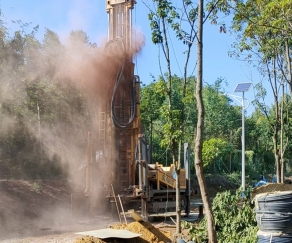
[{"left": 79, "top": 0, "right": 190, "bottom": 221}]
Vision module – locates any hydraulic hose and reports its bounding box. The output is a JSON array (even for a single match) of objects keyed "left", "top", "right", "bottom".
[
  {"left": 110, "top": 68, "right": 137, "bottom": 128},
  {"left": 104, "top": 38, "right": 137, "bottom": 128}
]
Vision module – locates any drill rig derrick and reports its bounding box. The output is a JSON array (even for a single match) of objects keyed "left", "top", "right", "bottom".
[
  {"left": 73, "top": 1, "right": 189, "bottom": 221},
  {"left": 103, "top": 0, "right": 144, "bottom": 202},
  {"left": 100, "top": 0, "right": 189, "bottom": 221},
  {"left": 106, "top": 0, "right": 136, "bottom": 50},
  {"left": 103, "top": 0, "right": 149, "bottom": 219},
  {"left": 105, "top": 0, "right": 138, "bottom": 130}
]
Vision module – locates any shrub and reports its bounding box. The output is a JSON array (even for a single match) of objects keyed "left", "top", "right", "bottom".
[{"left": 184, "top": 187, "right": 258, "bottom": 242}]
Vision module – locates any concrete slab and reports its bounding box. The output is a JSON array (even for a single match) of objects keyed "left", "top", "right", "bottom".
[{"left": 75, "top": 228, "right": 141, "bottom": 239}]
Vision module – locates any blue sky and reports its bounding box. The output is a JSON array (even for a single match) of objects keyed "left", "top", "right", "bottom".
[{"left": 0, "top": 0, "right": 260, "bottom": 113}]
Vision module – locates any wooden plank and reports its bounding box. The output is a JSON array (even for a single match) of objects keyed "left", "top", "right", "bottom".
[
  {"left": 180, "top": 169, "right": 186, "bottom": 189},
  {"left": 157, "top": 170, "right": 176, "bottom": 189},
  {"left": 128, "top": 209, "right": 146, "bottom": 222}
]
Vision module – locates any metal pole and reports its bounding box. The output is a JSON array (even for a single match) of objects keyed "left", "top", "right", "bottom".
[
  {"left": 184, "top": 143, "right": 190, "bottom": 216},
  {"left": 229, "top": 82, "right": 252, "bottom": 193},
  {"left": 242, "top": 92, "right": 245, "bottom": 193}
]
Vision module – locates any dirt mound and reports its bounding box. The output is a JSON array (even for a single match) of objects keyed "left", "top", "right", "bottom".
[
  {"left": 74, "top": 221, "right": 172, "bottom": 243},
  {"left": 252, "top": 183, "right": 292, "bottom": 198},
  {"left": 192, "top": 174, "right": 239, "bottom": 198}
]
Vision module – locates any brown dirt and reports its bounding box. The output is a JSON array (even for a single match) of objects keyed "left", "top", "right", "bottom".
[
  {"left": 0, "top": 179, "right": 113, "bottom": 242},
  {"left": 74, "top": 222, "right": 172, "bottom": 243},
  {"left": 0, "top": 179, "right": 176, "bottom": 243},
  {"left": 252, "top": 183, "right": 292, "bottom": 199},
  {"left": 0, "top": 179, "right": 71, "bottom": 235},
  {"left": 192, "top": 174, "right": 238, "bottom": 198},
  {"left": 0, "top": 175, "right": 239, "bottom": 242}
]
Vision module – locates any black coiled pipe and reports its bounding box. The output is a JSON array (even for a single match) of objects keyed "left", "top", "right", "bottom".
[
  {"left": 257, "top": 232, "right": 292, "bottom": 243},
  {"left": 256, "top": 211, "right": 292, "bottom": 234},
  {"left": 256, "top": 191, "right": 292, "bottom": 213}
]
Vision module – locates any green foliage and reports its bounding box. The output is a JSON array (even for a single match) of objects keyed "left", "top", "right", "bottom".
[
  {"left": 185, "top": 188, "right": 258, "bottom": 243},
  {"left": 32, "top": 182, "right": 41, "bottom": 193},
  {"left": 233, "top": 0, "right": 292, "bottom": 59},
  {"left": 0, "top": 19, "right": 90, "bottom": 179},
  {"left": 202, "top": 138, "right": 234, "bottom": 171},
  {"left": 247, "top": 109, "right": 277, "bottom": 174},
  {"left": 147, "top": 0, "right": 179, "bottom": 44},
  {"left": 140, "top": 75, "right": 281, "bottom": 175},
  {"left": 140, "top": 75, "right": 196, "bottom": 165},
  {"left": 203, "top": 79, "right": 241, "bottom": 140},
  {"left": 1, "top": 0, "right": 290, "bottom": 184},
  {"left": 225, "top": 172, "right": 241, "bottom": 185}
]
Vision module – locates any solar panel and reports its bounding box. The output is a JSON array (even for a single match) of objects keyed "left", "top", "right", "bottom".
[{"left": 234, "top": 83, "right": 252, "bottom": 92}]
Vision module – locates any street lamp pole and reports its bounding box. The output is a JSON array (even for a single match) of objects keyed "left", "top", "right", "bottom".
[
  {"left": 241, "top": 91, "right": 245, "bottom": 192},
  {"left": 233, "top": 83, "right": 252, "bottom": 193}
]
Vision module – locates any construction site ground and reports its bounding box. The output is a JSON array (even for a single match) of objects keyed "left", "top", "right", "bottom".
[{"left": 3, "top": 175, "right": 291, "bottom": 243}]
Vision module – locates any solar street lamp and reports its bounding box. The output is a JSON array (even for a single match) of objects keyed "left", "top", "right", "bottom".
[
  {"left": 234, "top": 83, "right": 252, "bottom": 193},
  {"left": 227, "top": 83, "right": 252, "bottom": 193}
]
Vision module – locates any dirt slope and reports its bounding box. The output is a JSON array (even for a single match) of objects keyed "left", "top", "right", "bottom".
[{"left": 0, "top": 179, "right": 75, "bottom": 240}]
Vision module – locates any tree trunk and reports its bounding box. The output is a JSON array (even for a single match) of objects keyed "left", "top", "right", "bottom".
[
  {"left": 273, "top": 134, "right": 281, "bottom": 183},
  {"left": 285, "top": 39, "right": 292, "bottom": 96},
  {"left": 271, "top": 58, "right": 282, "bottom": 183},
  {"left": 194, "top": 0, "right": 217, "bottom": 242},
  {"left": 175, "top": 166, "right": 181, "bottom": 234},
  {"left": 280, "top": 81, "right": 284, "bottom": 183}
]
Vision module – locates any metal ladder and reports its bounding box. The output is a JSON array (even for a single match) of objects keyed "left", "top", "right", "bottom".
[{"left": 98, "top": 112, "right": 106, "bottom": 163}]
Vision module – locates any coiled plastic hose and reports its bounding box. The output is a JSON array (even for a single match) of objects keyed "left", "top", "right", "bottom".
[
  {"left": 256, "top": 191, "right": 292, "bottom": 213},
  {"left": 256, "top": 211, "right": 292, "bottom": 234},
  {"left": 257, "top": 232, "right": 292, "bottom": 243}
]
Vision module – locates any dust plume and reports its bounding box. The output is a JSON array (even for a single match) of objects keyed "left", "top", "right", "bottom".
[{"left": 0, "top": 22, "right": 145, "bottom": 239}]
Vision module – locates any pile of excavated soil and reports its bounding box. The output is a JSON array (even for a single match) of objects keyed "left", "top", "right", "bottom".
[
  {"left": 192, "top": 174, "right": 238, "bottom": 198},
  {"left": 252, "top": 183, "right": 292, "bottom": 199},
  {"left": 74, "top": 221, "right": 172, "bottom": 243}
]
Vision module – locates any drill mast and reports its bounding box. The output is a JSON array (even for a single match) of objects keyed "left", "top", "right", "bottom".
[
  {"left": 104, "top": 0, "right": 140, "bottom": 192},
  {"left": 76, "top": 1, "right": 189, "bottom": 221},
  {"left": 106, "top": 0, "right": 136, "bottom": 50}
]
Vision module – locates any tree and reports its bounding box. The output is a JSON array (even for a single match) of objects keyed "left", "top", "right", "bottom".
[
  {"left": 230, "top": 0, "right": 292, "bottom": 183},
  {"left": 145, "top": 0, "right": 199, "bottom": 234},
  {"left": 202, "top": 137, "right": 234, "bottom": 172},
  {"left": 195, "top": 0, "right": 217, "bottom": 241},
  {"left": 145, "top": 0, "right": 220, "bottom": 239},
  {"left": 248, "top": 109, "right": 275, "bottom": 175},
  {"left": 0, "top": 17, "right": 90, "bottom": 179},
  {"left": 205, "top": 0, "right": 292, "bottom": 183},
  {"left": 203, "top": 79, "right": 241, "bottom": 140},
  {"left": 140, "top": 81, "right": 166, "bottom": 163}
]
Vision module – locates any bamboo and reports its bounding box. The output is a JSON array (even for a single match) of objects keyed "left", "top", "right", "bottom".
[
  {"left": 118, "top": 195, "right": 127, "bottom": 224},
  {"left": 111, "top": 184, "right": 121, "bottom": 223}
]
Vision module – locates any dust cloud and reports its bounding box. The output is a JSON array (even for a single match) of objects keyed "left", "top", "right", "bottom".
[{"left": 0, "top": 26, "right": 145, "bottom": 240}]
